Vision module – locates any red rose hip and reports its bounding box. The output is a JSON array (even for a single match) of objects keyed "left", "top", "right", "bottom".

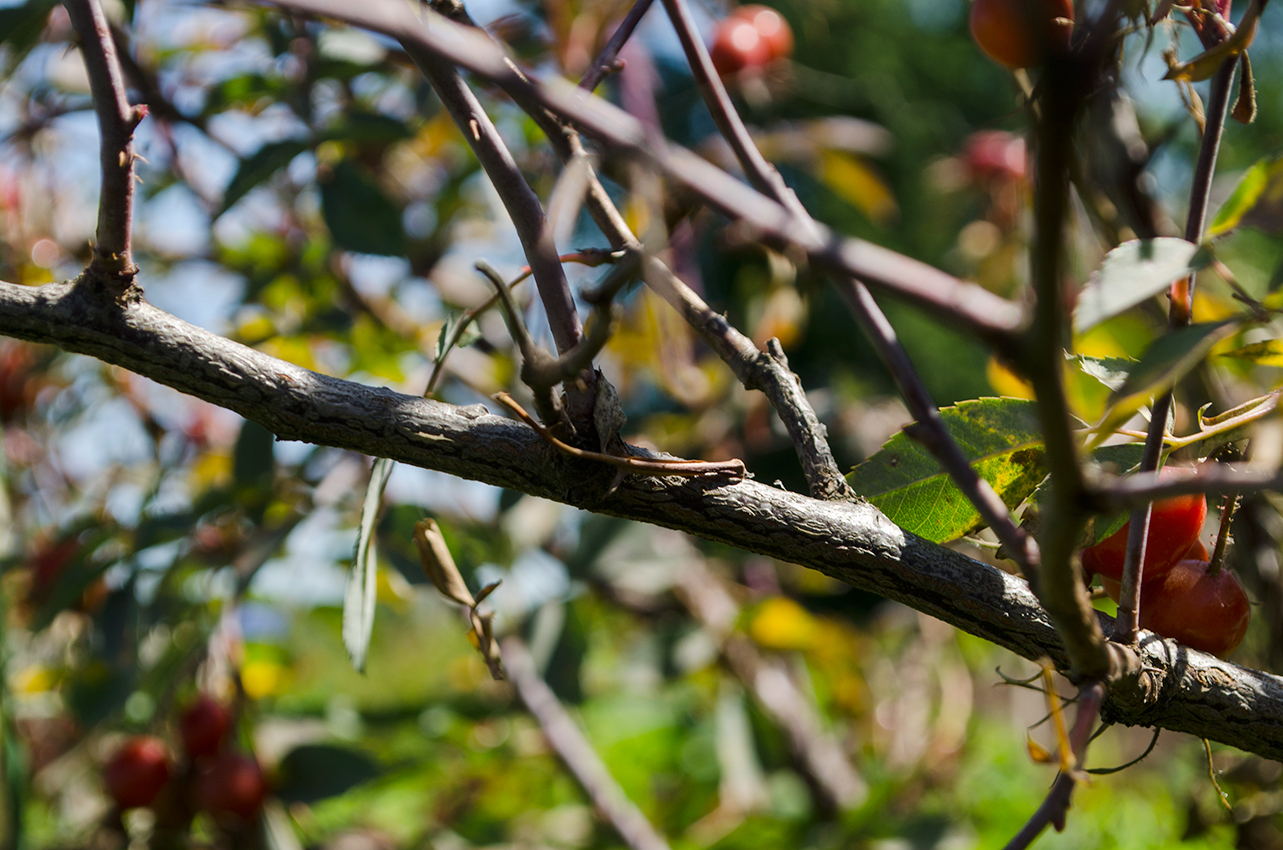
[{"left": 1082, "top": 467, "right": 1206, "bottom": 584}]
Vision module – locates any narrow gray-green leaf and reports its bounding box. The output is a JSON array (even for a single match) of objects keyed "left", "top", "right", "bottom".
[
  {"left": 847, "top": 398, "right": 1045, "bottom": 543},
  {"left": 343, "top": 456, "right": 395, "bottom": 672},
  {"left": 1074, "top": 238, "right": 1211, "bottom": 333}
]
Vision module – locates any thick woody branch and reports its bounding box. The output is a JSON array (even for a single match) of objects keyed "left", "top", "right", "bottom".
[
  {"left": 254, "top": 0, "right": 1026, "bottom": 344},
  {"left": 65, "top": 0, "right": 144, "bottom": 284},
  {"left": 1, "top": 278, "right": 1282, "bottom": 760}
]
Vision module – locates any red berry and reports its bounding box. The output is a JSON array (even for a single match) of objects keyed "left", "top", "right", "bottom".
[
  {"left": 103, "top": 736, "right": 171, "bottom": 810},
  {"left": 710, "top": 5, "right": 793, "bottom": 75},
  {"left": 1100, "top": 539, "right": 1209, "bottom": 603},
  {"left": 1139, "top": 559, "right": 1250, "bottom": 659},
  {"left": 736, "top": 6, "right": 793, "bottom": 61},
  {"left": 1082, "top": 467, "right": 1206, "bottom": 584},
  {"left": 969, "top": 0, "right": 1075, "bottom": 69},
  {"left": 180, "top": 694, "right": 231, "bottom": 759},
  {"left": 194, "top": 752, "right": 267, "bottom": 821},
  {"left": 962, "top": 130, "right": 1027, "bottom": 183},
  {"left": 711, "top": 15, "right": 771, "bottom": 74}
]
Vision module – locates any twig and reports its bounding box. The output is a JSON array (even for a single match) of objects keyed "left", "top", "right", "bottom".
[
  {"left": 1093, "top": 466, "right": 1282, "bottom": 510},
  {"left": 501, "top": 637, "right": 673, "bottom": 850},
  {"left": 669, "top": 0, "right": 1027, "bottom": 521},
  {"left": 253, "top": 0, "right": 1027, "bottom": 343},
  {"left": 399, "top": 38, "right": 597, "bottom": 424},
  {"left": 65, "top": 0, "right": 147, "bottom": 287},
  {"left": 1002, "top": 682, "right": 1105, "bottom": 850},
  {"left": 579, "top": 0, "right": 655, "bottom": 92},
  {"left": 494, "top": 391, "right": 746, "bottom": 479},
  {"left": 448, "top": 9, "right": 852, "bottom": 499},
  {"left": 1019, "top": 16, "right": 1122, "bottom": 681},
  {"left": 1115, "top": 52, "right": 1238, "bottom": 644}
]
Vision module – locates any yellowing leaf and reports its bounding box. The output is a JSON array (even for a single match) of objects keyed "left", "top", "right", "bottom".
[
  {"left": 749, "top": 597, "right": 819, "bottom": 651},
  {"left": 819, "top": 150, "right": 898, "bottom": 225},
  {"left": 242, "top": 660, "right": 287, "bottom": 699}
]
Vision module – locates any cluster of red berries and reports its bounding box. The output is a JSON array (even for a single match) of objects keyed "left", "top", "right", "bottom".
[
  {"left": 102, "top": 694, "right": 267, "bottom": 825},
  {"left": 1081, "top": 467, "right": 1250, "bottom": 659},
  {"left": 709, "top": 5, "right": 794, "bottom": 76},
  {"left": 969, "top": 0, "right": 1075, "bottom": 69}
]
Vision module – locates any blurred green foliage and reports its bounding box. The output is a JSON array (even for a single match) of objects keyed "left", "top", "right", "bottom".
[{"left": 2, "top": 0, "right": 1283, "bottom": 848}]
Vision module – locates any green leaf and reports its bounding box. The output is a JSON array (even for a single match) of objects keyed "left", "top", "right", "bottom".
[
  {"left": 434, "top": 311, "right": 483, "bottom": 363},
  {"left": 0, "top": 0, "right": 58, "bottom": 72},
  {"left": 1208, "top": 157, "right": 1283, "bottom": 237},
  {"left": 274, "top": 744, "right": 382, "bottom": 804},
  {"left": 233, "top": 420, "right": 276, "bottom": 492},
  {"left": 847, "top": 398, "right": 1046, "bottom": 543},
  {"left": 319, "top": 159, "right": 405, "bottom": 256},
  {"left": 1219, "top": 339, "right": 1283, "bottom": 367},
  {"left": 343, "top": 457, "right": 395, "bottom": 674},
  {"left": 322, "top": 111, "right": 414, "bottom": 145},
  {"left": 1101, "top": 321, "right": 1242, "bottom": 434},
  {"left": 1074, "top": 238, "right": 1212, "bottom": 334},
  {"left": 219, "top": 140, "right": 309, "bottom": 216},
  {"left": 1072, "top": 353, "right": 1135, "bottom": 391}
]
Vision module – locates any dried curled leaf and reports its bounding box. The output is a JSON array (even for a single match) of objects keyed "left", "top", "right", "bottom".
[{"left": 414, "top": 519, "right": 475, "bottom": 608}]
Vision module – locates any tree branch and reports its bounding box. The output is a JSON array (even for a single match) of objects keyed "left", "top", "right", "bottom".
[
  {"left": 65, "top": 0, "right": 145, "bottom": 285},
  {"left": 253, "top": 0, "right": 1026, "bottom": 344},
  {"left": 1, "top": 277, "right": 1281, "bottom": 759},
  {"left": 579, "top": 0, "right": 655, "bottom": 92},
  {"left": 400, "top": 39, "right": 596, "bottom": 424}
]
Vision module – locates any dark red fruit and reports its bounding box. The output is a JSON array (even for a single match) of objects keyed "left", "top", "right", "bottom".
[
  {"left": 1101, "top": 539, "right": 1209, "bottom": 603},
  {"left": 1139, "top": 559, "right": 1250, "bottom": 659},
  {"left": 1082, "top": 467, "right": 1206, "bottom": 584},
  {"left": 969, "top": 0, "right": 1075, "bottom": 69},
  {"left": 103, "top": 736, "right": 171, "bottom": 810},
  {"left": 194, "top": 752, "right": 267, "bottom": 821},
  {"left": 180, "top": 694, "right": 231, "bottom": 759}
]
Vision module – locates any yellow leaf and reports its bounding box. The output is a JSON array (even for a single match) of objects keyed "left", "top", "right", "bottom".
[
  {"left": 818, "top": 150, "right": 898, "bottom": 225},
  {"left": 749, "top": 597, "right": 819, "bottom": 651}
]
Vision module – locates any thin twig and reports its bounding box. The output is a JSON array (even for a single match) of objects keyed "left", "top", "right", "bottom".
[
  {"left": 494, "top": 391, "right": 746, "bottom": 478},
  {"left": 664, "top": 0, "right": 1022, "bottom": 525},
  {"left": 1116, "top": 54, "right": 1238, "bottom": 644},
  {"left": 1094, "top": 466, "right": 1283, "bottom": 511},
  {"left": 501, "top": 637, "right": 673, "bottom": 850},
  {"left": 1002, "top": 682, "right": 1105, "bottom": 850},
  {"left": 579, "top": 0, "right": 655, "bottom": 92},
  {"left": 65, "top": 0, "right": 146, "bottom": 286},
  {"left": 446, "top": 8, "right": 851, "bottom": 499},
  {"left": 400, "top": 37, "right": 597, "bottom": 423},
  {"left": 254, "top": 0, "right": 1027, "bottom": 343}
]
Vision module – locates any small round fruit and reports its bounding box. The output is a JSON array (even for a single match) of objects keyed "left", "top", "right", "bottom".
[
  {"left": 962, "top": 130, "right": 1027, "bottom": 183},
  {"left": 194, "top": 751, "right": 267, "bottom": 821},
  {"left": 969, "top": 0, "right": 1075, "bottom": 69},
  {"left": 736, "top": 6, "right": 793, "bottom": 61},
  {"left": 180, "top": 694, "right": 231, "bottom": 759},
  {"left": 1081, "top": 467, "right": 1206, "bottom": 584},
  {"left": 710, "top": 14, "right": 772, "bottom": 74},
  {"left": 1139, "top": 559, "right": 1250, "bottom": 659},
  {"left": 1100, "top": 539, "right": 1210, "bottom": 603},
  {"left": 103, "top": 736, "right": 171, "bottom": 810}
]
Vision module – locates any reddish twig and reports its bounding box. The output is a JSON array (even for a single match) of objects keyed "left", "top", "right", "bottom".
[
  {"left": 1115, "top": 53, "right": 1238, "bottom": 644},
  {"left": 494, "top": 391, "right": 746, "bottom": 479},
  {"left": 65, "top": 0, "right": 147, "bottom": 287}
]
